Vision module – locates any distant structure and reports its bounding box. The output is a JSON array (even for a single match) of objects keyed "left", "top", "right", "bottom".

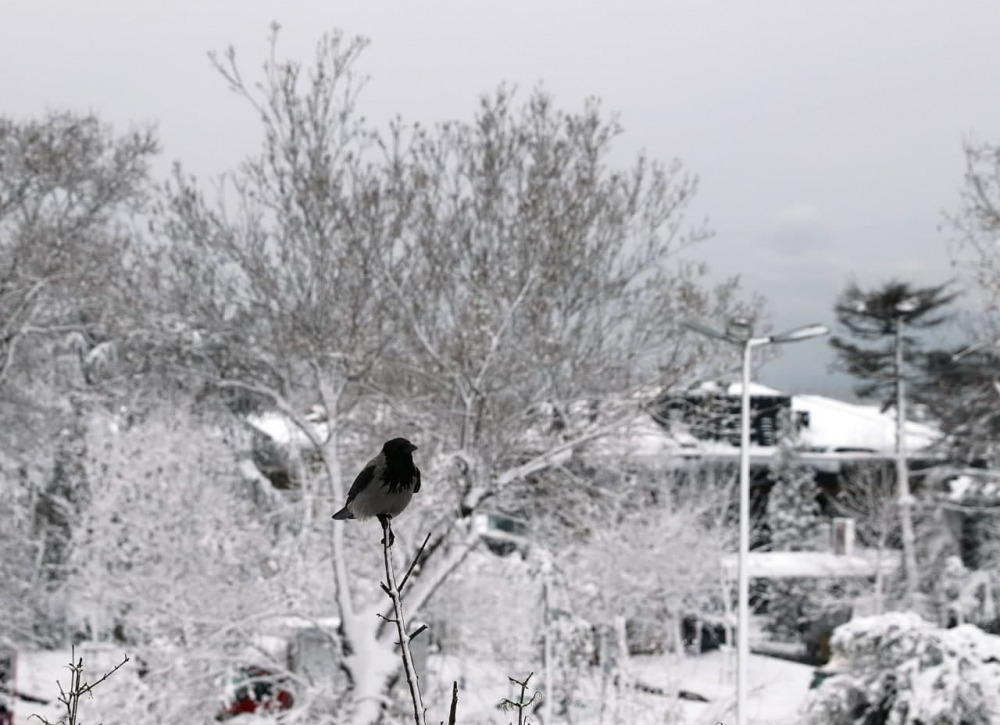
[
  {"left": 651, "top": 380, "right": 941, "bottom": 468},
  {"left": 655, "top": 381, "right": 796, "bottom": 448}
]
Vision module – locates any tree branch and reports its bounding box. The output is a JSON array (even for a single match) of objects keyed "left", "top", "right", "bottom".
[{"left": 381, "top": 521, "right": 427, "bottom": 725}]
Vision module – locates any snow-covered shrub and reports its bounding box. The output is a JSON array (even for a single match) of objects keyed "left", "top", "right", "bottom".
[
  {"left": 764, "top": 420, "right": 858, "bottom": 648},
  {"left": 803, "top": 612, "right": 1000, "bottom": 724}
]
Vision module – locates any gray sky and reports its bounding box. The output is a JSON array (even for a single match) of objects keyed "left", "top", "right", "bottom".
[{"left": 4, "top": 0, "right": 999, "bottom": 396}]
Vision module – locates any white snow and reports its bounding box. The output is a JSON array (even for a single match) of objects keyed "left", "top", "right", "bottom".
[
  {"left": 246, "top": 410, "right": 329, "bottom": 448},
  {"left": 645, "top": 383, "right": 939, "bottom": 460},
  {"left": 722, "top": 381, "right": 786, "bottom": 397},
  {"left": 720, "top": 549, "right": 903, "bottom": 580},
  {"left": 792, "top": 394, "right": 938, "bottom": 453},
  {"left": 585, "top": 412, "right": 691, "bottom": 464},
  {"left": 10, "top": 645, "right": 129, "bottom": 725},
  {"left": 805, "top": 612, "right": 1000, "bottom": 724},
  {"left": 633, "top": 649, "right": 815, "bottom": 725},
  {"left": 424, "top": 648, "right": 814, "bottom": 725},
  {"left": 947, "top": 472, "right": 1000, "bottom": 501}
]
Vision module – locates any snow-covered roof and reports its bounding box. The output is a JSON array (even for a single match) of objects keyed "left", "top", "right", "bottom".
[
  {"left": 721, "top": 381, "right": 785, "bottom": 397},
  {"left": 663, "top": 381, "right": 941, "bottom": 454},
  {"left": 246, "top": 410, "right": 329, "bottom": 448},
  {"left": 792, "top": 394, "right": 938, "bottom": 452},
  {"left": 585, "top": 381, "right": 943, "bottom": 468},
  {"left": 721, "top": 549, "right": 902, "bottom": 580},
  {"left": 585, "top": 412, "right": 694, "bottom": 464}
]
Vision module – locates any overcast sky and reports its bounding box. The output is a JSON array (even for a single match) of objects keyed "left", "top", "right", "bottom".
[{"left": 4, "top": 1, "right": 999, "bottom": 396}]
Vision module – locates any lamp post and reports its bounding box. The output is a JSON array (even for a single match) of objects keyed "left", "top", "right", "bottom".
[{"left": 682, "top": 318, "right": 829, "bottom": 725}]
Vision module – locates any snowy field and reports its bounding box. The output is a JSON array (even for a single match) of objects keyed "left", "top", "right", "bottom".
[
  {"left": 421, "top": 649, "right": 813, "bottom": 725},
  {"left": 10, "top": 646, "right": 813, "bottom": 725}
]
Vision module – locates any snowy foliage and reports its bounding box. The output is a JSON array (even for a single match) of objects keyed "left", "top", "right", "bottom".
[
  {"left": 558, "top": 466, "right": 734, "bottom": 646},
  {"left": 767, "top": 424, "right": 822, "bottom": 553},
  {"left": 804, "top": 612, "right": 1000, "bottom": 725},
  {"left": 1, "top": 26, "right": 764, "bottom": 724},
  {"left": 763, "top": 421, "right": 838, "bottom": 643}
]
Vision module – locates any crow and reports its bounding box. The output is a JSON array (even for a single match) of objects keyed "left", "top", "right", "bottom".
[{"left": 332, "top": 437, "right": 420, "bottom": 546}]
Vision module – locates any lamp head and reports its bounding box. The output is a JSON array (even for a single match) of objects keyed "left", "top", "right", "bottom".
[{"left": 725, "top": 317, "right": 754, "bottom": 341}]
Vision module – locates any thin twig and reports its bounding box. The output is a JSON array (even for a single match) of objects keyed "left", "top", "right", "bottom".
[
  {"left": 381, "top": 520, "right": 428, "bottom": 725},
  {"left": 447, "top": 681, "right": 459, "bottom": 725},
  {"left": 399, "top": 531, "right": 433, "bottom": 594},
  {"left": 497, "top": 672, "right": 541, "bottom": 725},
  {"left": 29, "top": 646, "right": 129, "bottom": 725}
]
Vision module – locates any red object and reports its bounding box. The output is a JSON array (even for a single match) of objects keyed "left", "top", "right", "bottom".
[{"left": 217, "top": 667, "right": 293, "bottom": 720}]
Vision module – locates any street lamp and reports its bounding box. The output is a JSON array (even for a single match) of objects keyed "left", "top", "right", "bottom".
[{"left": 682, "top": 317, "right": 829, "bottom": 725}]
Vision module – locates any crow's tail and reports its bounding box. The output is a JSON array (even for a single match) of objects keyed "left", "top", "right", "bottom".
[{"left": 332, "top": 506, "right": 354, "bottom": 520}]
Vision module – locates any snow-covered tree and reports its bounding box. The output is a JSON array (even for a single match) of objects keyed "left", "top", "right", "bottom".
[
  {"left": 555, "top": 465, "right": 734, "bottom": 718},
  {"left": 767, "top": 420, "right": 822, "bottom": 553},
  {"left": 59, "top": 404, "right": 367, "bottom": 724},
  {"left": 804, "top": 612, "right": 1000, "bottom": 725},
  {"left": 918, "top": 347, "right": 1000, "bottom": 466},
  {"left": 0, "top": 111, "right": 157, "bottom": 651},
  {"left": 947, "top": 138, "right": 1000, "bottom": 308},
  {"left": 940, "top": 137, "right": 1000, "bottom": 463},
  {"left": 830, "top": 463, "right": 902, "bottom": 616},
  {"left": 761, "top": 416, "right": 828, "bottom": 641},
  {"left": 137, "top": 24, "right": 754, "bottom": 721},
  {"left": 142, "top": 28, "right": 433, "bottom": 722},
  {"left": 0, "top": 111, "right": 157, "bottom": 390}
]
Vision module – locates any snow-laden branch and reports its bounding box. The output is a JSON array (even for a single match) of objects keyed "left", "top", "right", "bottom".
[
  {"left": 462, "top": 410, "right": 640, "bottom": 512},
  {"left": 471, "top": 271, "right": 538, "bottom": 394}
]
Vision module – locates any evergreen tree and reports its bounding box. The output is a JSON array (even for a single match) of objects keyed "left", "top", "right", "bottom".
[
  {"left": 918, "top": 346, "right": 1000, "bottom": 465},
  {"left": 763, "top": 414, "right": 824, "bottom": 641},
  {"left": 768, "top": 422, "right": 822, "bottom": 552},
  {"left": 830, "top": 279, "right": 955, "bottom": 600},
  {"left": 830, "top": 280, "right": 956, "bottom": 410}
]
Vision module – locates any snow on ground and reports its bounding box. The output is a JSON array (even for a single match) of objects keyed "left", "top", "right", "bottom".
[
  {"left": 631, "top": 649, "right": 814, "bottom": 725},
  {"left": 12, "top": 645, "right": 814, "bottom": 725},
  {"left": 720, "top": 549, "right": 903, "bottom": 579},
  {"left": 10, "top": 645, "right": 130, "bottom": 725},
  {"left": 10, "top": 650, "right": 71, "bottom": 725},
  {"left": 422, "top": 649, "right": 813, "bottom": 725}
]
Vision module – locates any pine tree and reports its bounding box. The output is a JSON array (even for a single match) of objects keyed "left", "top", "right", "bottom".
[
  {"left": 830, "top": 280, "right": 955, "bottom": 407},
  {"left": 918, "top": 346, "right": 1000, "bottom": 465},
  {"left": 768, "top": 422, "right": 821, "bottom": 552},
  {"left": 830, "top": 279, "right": 955, "bottom": 600},
  {"left": 763, "top": 414, "right": 823, "bottom": 641}
]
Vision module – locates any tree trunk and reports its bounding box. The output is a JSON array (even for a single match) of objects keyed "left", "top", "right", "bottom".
[
  {"left": 316, "top": 376, "right": 396, "bottom": 725},
  {"left": 613, "top": 616, "right": 631, "bottom": 723},
  {"left": 895, "top": 319, "right": 920, "bottom": 600},
  {"left": 597, "top": 628, "right": 609, "bottom": 725},
  {"left": 873, "top": 542, "right": 885, "bottom": 616}
]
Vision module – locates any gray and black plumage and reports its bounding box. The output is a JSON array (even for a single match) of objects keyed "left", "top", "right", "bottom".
[{"left": 332, "top": 437, "right": 420, "bottom": 545}]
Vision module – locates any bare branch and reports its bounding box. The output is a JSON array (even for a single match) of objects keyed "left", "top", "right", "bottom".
[{"left": 380, "top": 522, "right": 428, "bottom": 725}]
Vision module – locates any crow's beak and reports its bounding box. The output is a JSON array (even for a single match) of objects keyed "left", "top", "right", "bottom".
[{"left": 408, "top": 443, "right": 418, "bottom": 452}]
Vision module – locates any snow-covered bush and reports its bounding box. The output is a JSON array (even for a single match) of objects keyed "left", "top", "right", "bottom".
[{"left": 803, "top": 612, "right": 1000, "bottom": 724}]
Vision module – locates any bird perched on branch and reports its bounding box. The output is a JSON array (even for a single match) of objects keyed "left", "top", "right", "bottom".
[{"left": 332, "top": 437, "right": 420, "bottom": 546}]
